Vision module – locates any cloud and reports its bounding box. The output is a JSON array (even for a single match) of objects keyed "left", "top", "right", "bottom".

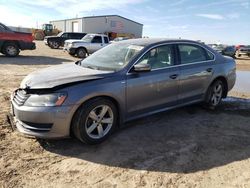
[
  {"left": 188, "top": 0, "right": 249, "bottom": 9},
  {"left": 0, "top": 5, "right": 38, "bottom": 27},
  {"left": 227, "top": 13, "right": 240, "bottom": 19},
  {"left": 15, "top": 0, "right": 145, "bottom": 17},
  {"left": 196, "top": 14, "right": 224, "bottom": 20},
  {"left": 1, "top": 0, "right": 146, "bottom": 27},
  {"left": 170, "top": 0, "right": 188, "bottom": 7}
]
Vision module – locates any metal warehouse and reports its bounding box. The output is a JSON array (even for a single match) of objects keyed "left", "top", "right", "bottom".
[{"left": 50, "top": 15, "right": 143, "bottom": 38}]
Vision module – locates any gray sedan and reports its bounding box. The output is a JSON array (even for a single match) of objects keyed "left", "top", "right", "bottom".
[{"left": 10, "top": 38, "right": 236, "bottom": 144}]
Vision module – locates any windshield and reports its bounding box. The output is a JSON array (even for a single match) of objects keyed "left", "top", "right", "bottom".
[
  {"left": 80, "top": 43, "right": 144, "bottom": 71},
  {"left": 81, "top": 34, "right": 95, "bottom": 42}
]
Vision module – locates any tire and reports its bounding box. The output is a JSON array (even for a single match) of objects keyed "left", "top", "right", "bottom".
[
  {"left": 204, "top": 80, "right": 224, "bottom": 109},
  {"left": 76, "top": 48, "right": 87, "bottom": 58},
  {"left": 50, "top": 41, "right": 60, "bottom": 49},
  {"left": 3, "top": 42, "right": 20, "bottom": 57},
  {"left": 72, "top": 98, "right": 118, "bottom": 144}
]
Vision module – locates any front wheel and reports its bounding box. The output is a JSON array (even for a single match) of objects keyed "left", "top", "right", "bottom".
[
  {"left": 72, "top": 98, "right": 118, "bottom": 144},
  {"left": 50, "top": 41, "right": 60, "bottom": 49},
  {"left": 76, "top": 48, "right": 87, "bottom": 58},
  {"left": 204, "top": 80, "right": 224, "bottom": 109}
]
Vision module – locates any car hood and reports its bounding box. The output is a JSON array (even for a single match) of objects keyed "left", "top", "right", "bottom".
[{"left": 20, "top": 63, "right": 112, "bottom": 89}]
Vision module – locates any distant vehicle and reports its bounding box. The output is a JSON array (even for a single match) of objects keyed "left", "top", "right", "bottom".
[
  {"left": 235, "top": 45, "right": 245, "bottom": 50},
  {"left": 10, "top": 38, "right": 236, "bottom": 144},
  {"left": 64, "top": 33, "right": 109, "bottom": 58},
  {"left": 236, "top": 45, "right": 250, "bottom": 57},
  {"left": 44, "top": 32, "right": 86, "bottom": 49},
  {"left": 0, "top": 22, "right": 35, "bottom": 57},
  {"left": 221, "top": 46, "right": 236, "bottom": 58},
  {"left": 32, "top": 24, "right": 61, "bottom": 40},
  {"left": 210, "top": 44, "right": 236, "bottom": 58}
]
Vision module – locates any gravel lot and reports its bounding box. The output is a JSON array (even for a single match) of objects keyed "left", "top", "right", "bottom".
[{"left": 1, "top": 41, "right": 250, "bottom": 188}]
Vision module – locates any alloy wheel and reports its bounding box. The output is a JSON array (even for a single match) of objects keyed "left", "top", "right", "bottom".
[
  {"left": 85, "top": 105, "right": 114, "bottom": 139},
  {"left": 6, "top": 46, "right": 17, "bottom": 56},
  {"left": 210, "top": 82, "right": 223, "bottom": 106}
]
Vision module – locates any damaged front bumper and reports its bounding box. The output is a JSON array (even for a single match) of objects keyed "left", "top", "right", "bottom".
[{"left": 9, "top": 93, "right": 74, "bottom": 139}]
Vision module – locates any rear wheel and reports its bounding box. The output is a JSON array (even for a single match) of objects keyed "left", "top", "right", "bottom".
[
  {"left": 76, "top": 48, "right": 87, "bottom": 58},
  {"left": 3, "top": 43, "right": 20, "bottom": 57},
  {"left": 204, "top": 80, "right": 224, "bottom": 109},
  {"left": 72, "top": 98, "right": 118, "bottom": 144}
]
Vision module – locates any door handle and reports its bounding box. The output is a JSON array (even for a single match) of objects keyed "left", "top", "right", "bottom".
[
  {"left": 169, "top": 74, "right": 178, "bottom": 79},
  {"left": 206, "top": 68, "right": 213, "bottom": 72}
]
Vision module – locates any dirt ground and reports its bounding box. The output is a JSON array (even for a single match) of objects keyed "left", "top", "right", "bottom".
[{"left": 1, "top": 41, "right": 250, "bottom": 188}]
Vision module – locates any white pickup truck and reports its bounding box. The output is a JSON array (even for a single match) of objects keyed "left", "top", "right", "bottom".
[{"left": 64, "top": 33, "right": 109, "bottom": 58}]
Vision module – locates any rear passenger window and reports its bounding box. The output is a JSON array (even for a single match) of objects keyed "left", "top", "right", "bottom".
[
  {"left": 178, "top": 44, "right": 212, "bottom": 64},
  {"left": 207, "top": 50, "right": 214, "bottom": 60},
  {"left": 104, "top": 37, "right": 109, "bottom": 44}
]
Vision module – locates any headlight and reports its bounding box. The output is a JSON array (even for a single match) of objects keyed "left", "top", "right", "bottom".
[
  {"left": 68, "top": 43, "right": 73, "bottom": 47},
  {"left": 24, "top": 92, "right": 67, "bottom": 107}
]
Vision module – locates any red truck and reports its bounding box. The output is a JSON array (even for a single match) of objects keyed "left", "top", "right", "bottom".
[{"left": 0, "top": 23, "right": 35, "bottom": 57}]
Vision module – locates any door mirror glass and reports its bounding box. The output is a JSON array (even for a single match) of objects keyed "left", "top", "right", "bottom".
[{"left": 133, "top": 64, "right": 151, "bottom": 72}]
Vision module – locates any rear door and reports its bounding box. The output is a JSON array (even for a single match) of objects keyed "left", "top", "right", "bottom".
[
  {"left": 126, "top": 44, "right": 180, "bottom": 118},
  {"left": 177, "top": 43, "right": 215, "bottom": 102}
]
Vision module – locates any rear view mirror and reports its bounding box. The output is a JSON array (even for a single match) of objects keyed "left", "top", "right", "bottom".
[{"left": 133, "top": 64, "right": 151, "bottom": 72}]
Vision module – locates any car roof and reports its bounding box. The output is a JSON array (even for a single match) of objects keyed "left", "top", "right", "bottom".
[
  {"left": 87, "top": 33, "right": 108, "bottom": 37},
  {"left": 118, "top": 38, "right": 203, "bottom": 46}
]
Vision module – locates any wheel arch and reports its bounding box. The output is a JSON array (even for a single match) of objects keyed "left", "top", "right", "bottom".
[
  {"left": 210, "top": 76, "right": 228, "bottom": 98},
  {"left": 76, "top": 46, "right": 88, "bottom": 55},
  {"left": 2, "top": 40, "right": 20, "bottom": 50},
  {"left": 69, "top": 95, "right": 121, "bottom": 137}
]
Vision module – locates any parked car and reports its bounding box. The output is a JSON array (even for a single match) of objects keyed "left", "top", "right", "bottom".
[
  {"left": 210, "top": 44, "right": 236, "bottom": 58},
  {"left": 236, "top": 45, "right": 250, "bottom": 57},
  {"left": 64, "top": 33, "right": 109, "bottom": 58},
  {"left": 44, "top": 32, "right": 86, "bottom": 49},
  {"left": 0, "top": 22, "right": 35, "bottom": 57},
  {"left": 235, "top": 45, "right": 245, "bottom": 50},
  {"left": 221, "top": 46, "right": 236, "bottom": 58},
  {"left": 9, "top": 39, "right": 236, "bottom": 144}
]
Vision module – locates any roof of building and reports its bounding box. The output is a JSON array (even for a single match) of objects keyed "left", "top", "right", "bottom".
[{"left": 50, "top": 15, "right": 143, "bottom": 26}]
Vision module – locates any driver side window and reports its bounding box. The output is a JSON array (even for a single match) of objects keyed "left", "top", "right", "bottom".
[
  {"left": 136, "top": 45, "right": 174, "bottom": 70},
  {"left": 92, "top": 36, "right": 102, "bottom": 43}
]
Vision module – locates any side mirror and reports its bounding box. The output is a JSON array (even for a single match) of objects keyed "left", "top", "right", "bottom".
[{"left": 133, "top": 64, "right": 151, "bottom": 72}]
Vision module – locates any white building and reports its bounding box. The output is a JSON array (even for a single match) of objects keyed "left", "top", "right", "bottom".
[{"left": 50, "top": 15, "right": 143, "bottom": 38}]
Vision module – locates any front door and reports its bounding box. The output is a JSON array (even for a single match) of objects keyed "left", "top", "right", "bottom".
[
  {"left": 126, "top": 44, "right": 180, "bottom": 119},
  {"left": 89, "top": 36, "right": 103, "bottom": 53}
]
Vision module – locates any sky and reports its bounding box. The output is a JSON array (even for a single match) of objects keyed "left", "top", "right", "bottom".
[{"left": 0, "top": 0, "right": 249, "bottom": 44}]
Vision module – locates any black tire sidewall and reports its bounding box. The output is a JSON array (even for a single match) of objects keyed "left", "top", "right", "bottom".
[
  {"left": 77, "top": 48, "right": 86, "bottom": 58},
  {"left": 73, "top": 98, "right": 118, "bottom": 144},
  {"left": 51, "top": 41, "right": 59, "bottom": 49},
  {"left": 3, "top": 43, "right": 19, "bottom": 57},
  {"left": 205, "top": 80, "right": 224, "bottom": 109}
]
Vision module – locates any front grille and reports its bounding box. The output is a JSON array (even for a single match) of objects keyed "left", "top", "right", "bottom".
[{"left": 13, "top": 89, "right": 30, "bottom": 106}]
